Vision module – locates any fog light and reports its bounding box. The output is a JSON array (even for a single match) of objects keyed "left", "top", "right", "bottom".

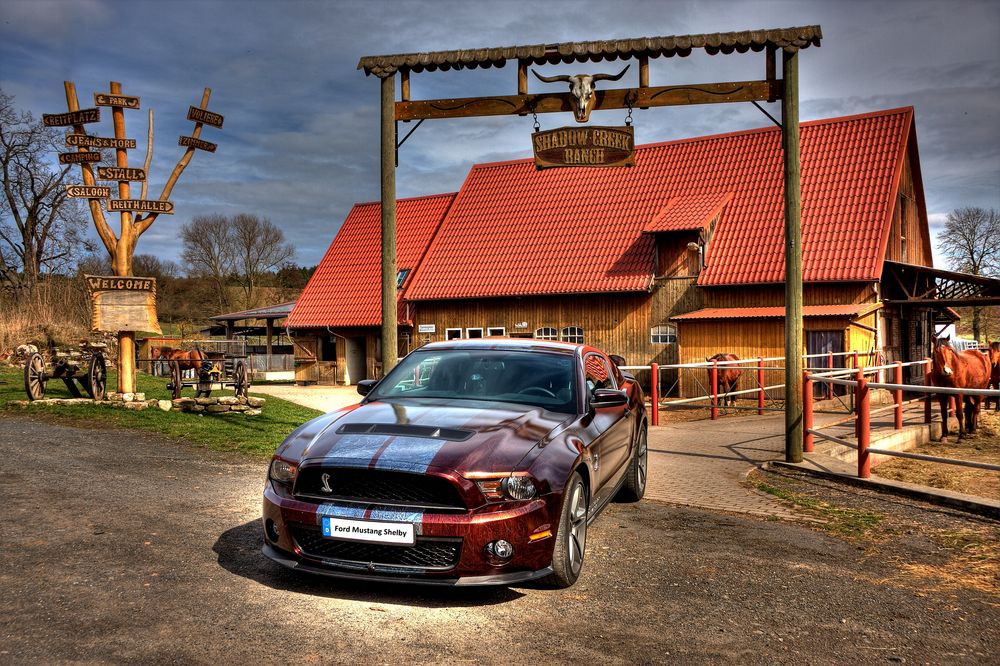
[
  {"left": 485, "top": 539, "right": 514, "bottom": 565},
  {"left": 264, "top": 518, "right": 280, "bottom": 543}
]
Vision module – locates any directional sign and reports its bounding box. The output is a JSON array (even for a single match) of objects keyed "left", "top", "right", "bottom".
[
  {"left": 43, "top": 109, "right": 100, "bottom": 127},
  {"left": 178, "top": 135, "right": 217, "bottom": 152},
  {"left": 59, "top": 151, "right": 102, "bottom": 165},
  {"left": 531, "top": 125, "right": 635, "bottom": 169},
  {"left": 94, "top": 93, "right": 140, "bottom": 109},
  {"left": 67, "top": 134, "right": 136, "bottom": 149},
  {"left": 66, "top": 185, "right": 112, "bottom": 198},
  {"left": 98, "top": 167, "right": 146, "bottom": 181},
  {"left": 186, "top": 106, "right": 224, "bottom": 128},
  {"left": 107, "top": 199, "right": 174, "bottom": 214}
]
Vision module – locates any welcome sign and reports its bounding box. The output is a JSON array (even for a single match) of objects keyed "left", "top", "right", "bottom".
[
  {"left": 85, "top": 275, "right": 162, "bottom": 334},
  {"left": 532, "top": 125, "right": 635, "bottom": 169}
]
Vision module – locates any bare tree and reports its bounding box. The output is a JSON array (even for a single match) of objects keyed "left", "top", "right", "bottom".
[
  {"left": 230, "top": 213, "right": 293, "bottom": 307},
  {"left": 180, "top": 214, "right": 234, "bottom": 309},
  {"left": 0, "top": 89, "right": 90, "bottom": 291},
  {"left": 935, "top": 207, "right": 1000, "bottom": 340}
]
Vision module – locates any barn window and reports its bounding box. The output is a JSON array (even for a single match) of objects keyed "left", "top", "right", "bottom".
[
  {"left": 487, "top": 327, "right": 505, "bottom": 337},
  {"left": 466, "top": 328, "right": 484, "bottom": 339},
  {"left": 445, "top": 328, "right": 462, "bottom": 340},
  {"left": 650, "top": 324, "right": 677, "bottom": 344},
  {"left": 535, "top": 327, "right": 557, "bottom": 340},
  {"left": 561, "top": 326, "right": 584, "bottom": 344},
  {"left": 396, "top": 268, "right": 411, "bottom": 288}
]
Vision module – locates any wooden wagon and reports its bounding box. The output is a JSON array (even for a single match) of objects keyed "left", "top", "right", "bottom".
[{"left": 23, "top": 341, "right": 108, "bottom": 401}]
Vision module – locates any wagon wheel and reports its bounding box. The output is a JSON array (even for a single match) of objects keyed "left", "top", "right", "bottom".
[
  {"left": 86, "top": 353, "right": 107, "bottom": 401},
  {"left": 23, "top": 352, "right": 47, "bottom": 401},
  {"left": 170, "top": 362, "right": 183, "bottom": 400},
  {"left": 233, "top": 360, "right": 250, "bottom": 399}
]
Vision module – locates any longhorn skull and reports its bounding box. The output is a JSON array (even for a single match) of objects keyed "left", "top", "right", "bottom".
[{"left": 532, "top": 65, "right": 630, "bottom": 123}]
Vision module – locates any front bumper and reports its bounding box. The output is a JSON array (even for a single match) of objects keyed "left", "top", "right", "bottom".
[{"left": 261, "top": 482, "right": 560, "bottom": 585}]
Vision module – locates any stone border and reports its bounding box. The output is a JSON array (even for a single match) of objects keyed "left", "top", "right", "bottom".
[{"left": 9, "top": 393, "right": 265, "bottom": 416}]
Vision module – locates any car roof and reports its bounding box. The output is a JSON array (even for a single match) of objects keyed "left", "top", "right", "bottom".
[{"left": 419, "top": 337, "right": 585, "bottom": 355}]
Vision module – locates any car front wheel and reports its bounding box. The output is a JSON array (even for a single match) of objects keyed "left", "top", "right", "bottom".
[
  {"left": 547, "top": 471, "right": 588, "bottom": 588},
  {"left": 618, "top": 424, "right": 647, "bottom": 501}
]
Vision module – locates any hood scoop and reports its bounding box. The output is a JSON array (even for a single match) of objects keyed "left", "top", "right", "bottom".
[{"left": 335, "top": 423, "right": 475, "bottom": 441}]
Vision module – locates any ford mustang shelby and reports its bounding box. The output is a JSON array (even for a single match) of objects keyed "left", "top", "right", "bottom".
[{"left": 262, "top": 339, "right": 647, "bottom": 587}]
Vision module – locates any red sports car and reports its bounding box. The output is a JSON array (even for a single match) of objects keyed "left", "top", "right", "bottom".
[{"left": 262, "top": 338, "right": 647, "bottom": 587}]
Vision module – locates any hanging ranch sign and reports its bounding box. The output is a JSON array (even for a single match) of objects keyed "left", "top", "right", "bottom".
[
  {"left": 532, "top": 125, "right": 635, "bottom": 169},
  {"left": 187, "top": 106, "right": 224, "bottom": 128},
  {"left": 178, "top": 135, "right": 217, "bottom": 152},
  {"left": 66, "top": 134, "right": 137, "bottom": 149},
  {"left": 94, "top": 92, "right": 140, "bottom": 109},
  {"left": 58, "top": 151, "right": 102, "bottom": 164},
  {"left": 107, "top": 199, "right": 174, "bottom": 214},
  {"left": 43, "top": 108, "right": 100, "bottom": 126},
  {"left": 85, "top": 275, "right": 162, "bottom": 334},
  {"left": 98, "top": 166, "right": 146, "bottom": 181},
  {"left": 66, "top": 185, "right": 112, "bottom": 198}
]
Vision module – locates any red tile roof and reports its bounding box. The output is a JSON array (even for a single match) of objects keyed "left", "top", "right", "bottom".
[
  {"left": 286, "top": 194, "right": 455, "bottom": 328},
  {"left": 671, "top": 304, "right": 882, "bottom": 321},
  {"left": 405, "top": 107, "right": 915, "bottom": 300},
  {"left": 643, "top": 192, "right": 733, "bottom": 233}
]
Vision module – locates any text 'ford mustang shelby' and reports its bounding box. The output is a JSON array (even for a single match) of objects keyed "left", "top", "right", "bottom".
[{"left": 262, "top": 339, "right": 648, "bottom": 587}]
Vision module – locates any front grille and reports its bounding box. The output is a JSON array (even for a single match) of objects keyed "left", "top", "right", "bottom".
[
  {"left": 294, "top": 467, "right": 466, "bottom": 510},
  {"left": 292, "top": 524, "right": 461, "bottom": 570}
]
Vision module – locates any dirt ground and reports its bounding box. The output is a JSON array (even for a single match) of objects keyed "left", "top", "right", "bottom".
[
  {"left": 1, "top": 415, "right": 997, "bottom": 664},
  {"left": 877, "top": 409, "right": 1000, "bottom": 501}
]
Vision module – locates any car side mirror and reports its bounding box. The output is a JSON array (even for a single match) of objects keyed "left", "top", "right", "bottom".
[
  {"left": 609, "top": 354, "right": 626, "bottom": 367},
  {"left": 591, "top": 388, "right": 628, "bottom": 409},
  {"left": 357, "top": 379, "right": 378, "bottom": 396}
]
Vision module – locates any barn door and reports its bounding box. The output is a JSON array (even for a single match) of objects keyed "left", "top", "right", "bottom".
[{"left": 806, "top": 330, "right": 845, "bottom": 397}]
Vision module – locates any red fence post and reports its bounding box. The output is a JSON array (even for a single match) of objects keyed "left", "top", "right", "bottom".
[
  {"left": 857, "top": 368, "right": 871, "bottom": 479},
  {"left": 650, "top": 362, "right": 659, "bottom": 427},
  {"left": 710, "top": 360, "right": 719, "bottom": 420},
  {"left": 923, "top": 358, "right": 932, "bottom": 424},
  {"left": 894, "top": 362, "right": 903, "bottom": 430},
  {"left": 853, "top": 350, "right": 860, "bottom": 372},
  {"left": 827, "top": 351, "right": 834, "bottom": 400},
  {"left": 803, "top": 371, "right": 814, "bottom": 453},
  {"left": 757, "top": 357, "right": 765, "bottom": 416}
]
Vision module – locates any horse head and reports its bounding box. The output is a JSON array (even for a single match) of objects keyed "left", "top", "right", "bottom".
[{"left": 933, "top": 337, "right": 957, "bottom": 377}]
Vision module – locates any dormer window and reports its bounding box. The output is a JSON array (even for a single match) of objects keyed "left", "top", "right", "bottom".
[{"left": 396, "top": 268, "right": 411, "bottom": 288}]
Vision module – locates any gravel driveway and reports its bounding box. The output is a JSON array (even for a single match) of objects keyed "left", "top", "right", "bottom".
[{"left": 1, "top": 415, "right": 996, "bottom": 664}]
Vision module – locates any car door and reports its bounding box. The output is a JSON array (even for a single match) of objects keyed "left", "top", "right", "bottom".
[{"left": 582, "top": 352, "right": 632, "bottom": 500}]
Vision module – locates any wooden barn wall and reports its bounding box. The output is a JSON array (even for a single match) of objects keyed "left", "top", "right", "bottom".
[
  {"left": 704, "top": 283, "right": 878, "bottom": 308},
  {"left": 883, "top": 148, "right": 932, "bottom": 267},
  {"left": 656, "top": 232, "right": 701, "bottom": 277}
]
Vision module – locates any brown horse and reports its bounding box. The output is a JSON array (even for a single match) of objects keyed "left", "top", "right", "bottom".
[
  {"left": 151, "top": 346, "right": 207, "bottom": 373},
  {"left": 707, "top": 353, "right": 742, "bottom": 407},
  {"left": 930, "top": 337, "right": 991, "bottom": 437},
  {"left": 987, "top": 341, "right": 1000, "bottom": 412}
]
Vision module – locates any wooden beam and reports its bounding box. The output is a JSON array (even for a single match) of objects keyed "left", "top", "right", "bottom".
[
  {"left": 395, "top": 79, "right": 778, "bottom": 121},
  {"left": 400, "top": 69, "right": 410, "bottom": 102},
  {"left": 639, "top": 55, "right": 649, "bottom": 109},
  {"left": 517, "top": 60, "right": 528, "bottom": 95},
  {"left": 782, "top": 49, "right": 803, "bottom": 464},
  {"left": 766, "top": 45, "right": 776, "bottom": 102},
  {"left": 380, "top": 74, "right": 398, "bottom": 376}
]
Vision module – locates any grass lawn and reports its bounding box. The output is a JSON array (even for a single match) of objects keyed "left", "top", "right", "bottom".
[{"left": 1, "top": 363, "right": 322, "bottom": 457}]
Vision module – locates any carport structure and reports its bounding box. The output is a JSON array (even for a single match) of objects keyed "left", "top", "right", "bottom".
[{"left": 358, "top": 26, "right": 823, "bottom": 461}]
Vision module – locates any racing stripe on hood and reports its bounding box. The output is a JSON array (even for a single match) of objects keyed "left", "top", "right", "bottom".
[
  {"left": 320, "top": 434, "right": 390, "bottom": 464},
  {"left": 373, "top": 436, "right": 449, "bottom": 473}
]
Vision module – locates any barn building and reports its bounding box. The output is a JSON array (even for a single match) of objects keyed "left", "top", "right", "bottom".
[{"left": 287, "top": 106, "right": 977, "bottom": 387}]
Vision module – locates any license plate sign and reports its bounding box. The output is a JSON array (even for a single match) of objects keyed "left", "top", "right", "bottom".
[{"left": 321, "top": 516, "right": 415, "bottom": 545}]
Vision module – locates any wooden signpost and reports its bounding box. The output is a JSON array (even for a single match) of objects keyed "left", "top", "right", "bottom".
[
  {"left": 531, "top": 125, "right": 634, "bottom": 169},
  {"left": 48, "top": 80, "right": 222, "bottom": 393}
]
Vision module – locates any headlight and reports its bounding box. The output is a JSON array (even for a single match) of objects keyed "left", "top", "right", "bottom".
[
  {"left": 476, "top": 475, "right": 538, "bottom": 502},
  {"left": 269, "top": 458, "right": 297, "bottom": 485}
]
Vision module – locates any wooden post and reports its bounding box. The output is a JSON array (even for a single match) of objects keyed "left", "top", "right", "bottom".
[
  {"left": 757, "top": 357, "right": 765, "bottom": 415},
  {"left": 894, "top": 361, "right": 903, "bottom": 429},
  {"left": 639, "top": 55, "right": 649, "bottom": 109},
  {"left": 266, "top": 318, "right": 274, "bottom": 369},
  {"left": 782, "top": 48, "right": 803, "bottom": 463},
  {"left": 856, "top": 368, "right": 871, "bottom": 478},
  {"left": 400, "top": 69, "right": 410, "bottom": 102},
  {"left": 803, "top": 371, "right": 813, "bottom": 453},
  {"left": 827, "top": 351, "right": 834, "bottom": 400},
  {"left": 650, "top": 362, "right": 659, "bottom": 427},
  {"left": 225, "top": 321, "right": 235, "bottom": 340},
  {"left": 110, "top": 81, "right": 136, "bottom": 393},
  {"left": 517, "top": 60, "right": 528, "bottom": 95},
  {"left": 924, "top": 358, "right": 932, "bottom": 424},
  {"left": 380, "top": 73, "right": 398, "bottom": 375},
  {"left": 710, "top": 359, "right": 719, "bottom": 420}
]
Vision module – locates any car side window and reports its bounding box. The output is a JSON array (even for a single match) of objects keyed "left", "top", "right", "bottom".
[{"left": 584, "top": 353, "right": 616, "bottom": 397}]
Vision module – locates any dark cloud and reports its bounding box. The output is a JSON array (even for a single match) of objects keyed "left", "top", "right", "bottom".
[{"left": 1, "top": 0, "right": 997, "bottom": 269}]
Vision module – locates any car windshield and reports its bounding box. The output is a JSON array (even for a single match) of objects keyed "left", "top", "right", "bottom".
[{"left": 370, "top": 348, "right": 578, "bottom": 413}]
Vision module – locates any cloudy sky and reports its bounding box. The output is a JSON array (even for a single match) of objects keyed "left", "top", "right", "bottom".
[{"left": 2, "top": 0, "right": 998, "bottom": 270}]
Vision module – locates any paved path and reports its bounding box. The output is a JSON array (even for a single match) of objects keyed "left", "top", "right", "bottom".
[{"left": 251, "top": 383, "right": 360, "bottom": 413}]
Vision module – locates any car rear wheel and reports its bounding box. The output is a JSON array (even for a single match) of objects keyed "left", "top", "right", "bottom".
[
  {"left": 547, "top": 471, "right": 588, "bottom": 588},
  {"left": 617, "top": 424, "right": 647, "bottom": 501}
]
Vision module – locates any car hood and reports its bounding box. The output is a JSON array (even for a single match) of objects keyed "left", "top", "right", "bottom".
[{"left": 280, "top": 398, "right": 572, "bottom": 475}]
